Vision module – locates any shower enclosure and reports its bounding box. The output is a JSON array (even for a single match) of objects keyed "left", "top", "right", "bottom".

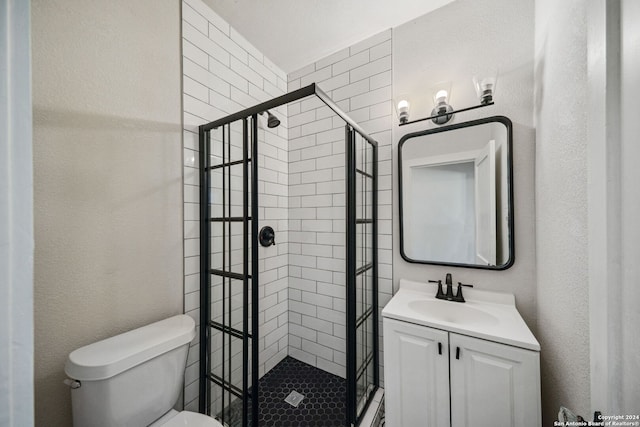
[{"left": 198, "top": 84, "right": 378, "bottom": 426}]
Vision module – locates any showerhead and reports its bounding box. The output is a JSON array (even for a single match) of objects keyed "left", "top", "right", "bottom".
[
  {"left": 267, "top": 112, "right": 280, "bottom": 128},
  {"left": 261, "top": 110, "right": 281, "bottom": 128}
]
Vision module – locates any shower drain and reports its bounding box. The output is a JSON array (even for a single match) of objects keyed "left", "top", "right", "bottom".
[{"left": 284, "top": 390, "right": 305, "bottom": 407}]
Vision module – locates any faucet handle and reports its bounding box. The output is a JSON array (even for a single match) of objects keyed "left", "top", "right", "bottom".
[
  {"left": 430, "top": 280, "right": 446, "bottom": 300},
  {"left": 453, "top": 282, "right": 474, "bottom": 303}
]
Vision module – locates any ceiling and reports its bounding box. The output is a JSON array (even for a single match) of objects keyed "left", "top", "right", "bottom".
[{"left": 202, "top": 0, "right": 455, "bottom": 73}]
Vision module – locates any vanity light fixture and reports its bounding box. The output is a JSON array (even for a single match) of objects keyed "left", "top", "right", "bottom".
[{"left": 397, "top": 78, "right": 496, "bottom": 127}]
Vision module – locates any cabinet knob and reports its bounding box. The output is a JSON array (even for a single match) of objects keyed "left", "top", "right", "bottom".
[
  {"left": 456, "top": 346, "right": 461, "bottom": 360},
  {"left": 438, "top": 342, "right": 442, "bottom": 355}
]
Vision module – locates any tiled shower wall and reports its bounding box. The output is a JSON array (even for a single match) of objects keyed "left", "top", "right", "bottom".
[
  {"left": 182, "top": 0, "right": 394, "bottom": 409},
  {"left": 286, "top": 29, "right": 394, "bottom": 382},
  {"left": 181, "top": 0, "right": 289, "bottom": 411}
]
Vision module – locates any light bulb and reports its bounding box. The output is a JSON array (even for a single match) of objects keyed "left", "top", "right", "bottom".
[
  {"left": 430, "top": 83, "right": 454, "bottom": 125},
  {"left": 396, "top": 99, "right": 410, "bottom": 124},
  {"left": 473, "top": 72, "right": 498, "bottom": 104},
  {"left": 435, "top": 90, "right": 448, "bottom": 104}
]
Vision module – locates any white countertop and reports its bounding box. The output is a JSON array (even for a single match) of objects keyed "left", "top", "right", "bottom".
[{"left": 382, "top": 279, "right": 540, "bottom": 351}]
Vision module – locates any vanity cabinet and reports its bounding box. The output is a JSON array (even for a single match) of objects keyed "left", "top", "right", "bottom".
[
  {"left": 383, "top": 317, "right": 541, "bottom": 427},
  {"left": 383, "top": 318, "right": 451, "bottom": 426}
]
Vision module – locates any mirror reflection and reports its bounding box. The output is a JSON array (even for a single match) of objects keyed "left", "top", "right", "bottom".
[{"left": 399, "top": 116, "right": 514, "bottom": 269}]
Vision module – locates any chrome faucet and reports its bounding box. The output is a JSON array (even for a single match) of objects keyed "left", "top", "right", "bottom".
[{"left": 429, "top": 273, "right": 473, "bottom": 303}]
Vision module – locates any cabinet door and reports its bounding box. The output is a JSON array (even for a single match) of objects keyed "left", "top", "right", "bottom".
[
  {"left": 383, "top": 318, "right": 450, "bottom": 427},
  {"left": 449, "top": 334, "right": 541, "bottom": 427}
]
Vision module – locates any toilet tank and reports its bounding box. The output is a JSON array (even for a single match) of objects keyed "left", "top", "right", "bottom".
[{"left": 65, "top": 315, "right": 196, "bottom": 427}]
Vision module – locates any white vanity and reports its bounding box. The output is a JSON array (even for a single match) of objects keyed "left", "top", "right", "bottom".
[{"left": 382, "top": 279, "right": 540, "bottom": 427}]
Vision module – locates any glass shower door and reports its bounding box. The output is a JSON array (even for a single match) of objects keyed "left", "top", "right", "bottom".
[
  {"left": 199, "top": 117, "right": 259, "bottom": 427},
  {"left": 346, "top": 127, "right": 379, "bottom": 425},
  {"left": 198, "top": 85, "right": 380, "bottom": 427}
]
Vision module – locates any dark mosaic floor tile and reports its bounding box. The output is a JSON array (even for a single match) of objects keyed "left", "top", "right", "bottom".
[
  {"left": 256, "top": 357, "right": 347, "bottom": 427},
  {"left": 220, "top": 356, "right": 347, "bottom": 427}
]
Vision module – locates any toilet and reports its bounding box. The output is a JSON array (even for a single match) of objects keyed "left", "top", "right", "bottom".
[{"left": 65, "top": 314, "right": 222, "bottom": 427}]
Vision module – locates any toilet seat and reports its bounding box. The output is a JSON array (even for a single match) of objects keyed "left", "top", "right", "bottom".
[{"left": 157, "top": 411, "right": 223, "bottom": 427}]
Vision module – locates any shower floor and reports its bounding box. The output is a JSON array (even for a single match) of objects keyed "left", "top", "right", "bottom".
[{"left": 222, "top": 356, "right": 347, "bottom": 427}]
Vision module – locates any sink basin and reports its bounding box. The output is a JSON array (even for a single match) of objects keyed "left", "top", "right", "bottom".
[
  {"left": 407, "top": 299, "right": 499, "bottom": 326},
  {"left": 382, "top": 279, "right": 540, "bottom": 351}
]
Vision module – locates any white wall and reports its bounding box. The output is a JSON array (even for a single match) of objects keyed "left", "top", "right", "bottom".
[
  {"left": 287, "top": 30, "right": 394, "bottom": 380},
  {"left": 535, "top": 0, "right": 590, "bottom": 421},
  {"left": 392, "top": 0, "right": 537, "bottom": 327},
  {"left": 32, "top": 1, "right": 184, "bottom": 425},
  {"left": 0, "top": 0, "right": 34, "bottom": 425},
  {"left": 588, "top": 0, "right": 640, "bottom": 414},
  {"left": 619, "top": 0, "right": 640, "bottom": 411},
  {"left": 587, "top": 0, "right": 622, "bottom": 415},
  {"left": 180, "top": 0, "right": 289, "bottom": 412},
  {"left": 537, "top": 0, "right": 640, "bottom": 418}
]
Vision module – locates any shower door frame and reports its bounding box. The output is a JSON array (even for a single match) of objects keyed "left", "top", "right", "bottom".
[
  {"left": 198, "top": 115, "right": 259, "bottom": 426},
  {"left": 346, "top": 126, "right": 379, "bottom": 425},
  {"left": 198, "top": 84, "right": 379, "bottom": 427}
]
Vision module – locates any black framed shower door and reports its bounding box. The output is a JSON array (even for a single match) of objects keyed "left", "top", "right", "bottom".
[{"left": 198, "top": 84, "right": 378, "bottom": 427}]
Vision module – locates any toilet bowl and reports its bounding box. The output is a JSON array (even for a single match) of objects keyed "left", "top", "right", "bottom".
[{"left": 65, "top": 315, "right": 222, "bottom": 427}]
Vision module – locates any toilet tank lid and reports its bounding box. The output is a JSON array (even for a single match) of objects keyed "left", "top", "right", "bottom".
[{"left": 65, "top": 314, "right": 196, "bottom": 381}]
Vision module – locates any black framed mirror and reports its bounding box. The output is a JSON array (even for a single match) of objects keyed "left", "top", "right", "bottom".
[{"left": 398, "top": 116, "right": 514, "bottom": 270}]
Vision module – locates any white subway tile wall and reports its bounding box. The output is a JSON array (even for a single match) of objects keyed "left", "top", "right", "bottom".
[
  {"left": 182, "top": 0, "right": 393, "bottom": 409},
  {"left": 287, "top": 29, "right": 393, "bottom": 383},
  {"left": 182, "top": 0, "right": 289, "bottom": 412}
]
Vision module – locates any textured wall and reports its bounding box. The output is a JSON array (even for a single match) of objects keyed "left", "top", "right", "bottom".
[
  {"left": 535, "top": 0, "right": 591, "bottom": 421},
  {"left": 31, "top": 1, "right": 184, "bottom": 425},
  {"left": 180, "top": 0, "right": 289, "bottom": 412},
  {"left": 392, "top": 0, "right": 537, "bottom": 331},
  {"left": 287, "top": 30, "right": 394, "bottom": 381}
]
